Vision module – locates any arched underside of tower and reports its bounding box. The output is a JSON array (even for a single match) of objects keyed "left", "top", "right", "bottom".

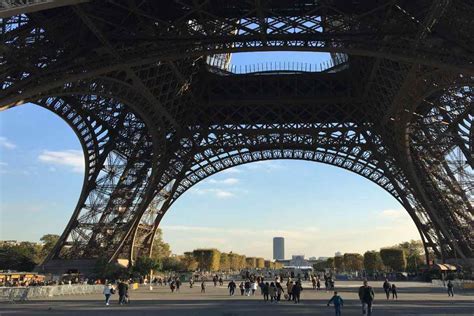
[{"left": 0, "top": 0, "right": 472, "bottom": 274}]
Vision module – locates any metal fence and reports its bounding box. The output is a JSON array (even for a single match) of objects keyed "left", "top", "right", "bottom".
[{"left": 0, "top": 284, "right": 103, "bottom": 303}]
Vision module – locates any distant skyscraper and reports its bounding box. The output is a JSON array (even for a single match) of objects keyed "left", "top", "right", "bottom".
[{"left": 273, "top": 237, "right": 285, "bottom": 260}]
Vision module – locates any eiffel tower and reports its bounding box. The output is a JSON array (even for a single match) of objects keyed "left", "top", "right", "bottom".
[{"left": 1, "top": 0, "right": 472, "bottom": 274}]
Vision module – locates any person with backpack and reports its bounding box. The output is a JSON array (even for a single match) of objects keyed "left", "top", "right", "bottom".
[
  {"left": 103, "top": 283, "right": 114, "bottom": 306},
  {"left": 327, "top": 291, "right": 344, "bottom": 316}
]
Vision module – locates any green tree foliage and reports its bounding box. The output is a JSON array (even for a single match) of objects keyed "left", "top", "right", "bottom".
[
  {"left": 133, "top": 256, "right": 160, "bottom": 277},
  {"left": 94, "top": 257, "right": 123, "bottom": 279},
  {"left": 0, "top": 248, "right": 37, "bottom": 271},
  {"left": 326, "top": 257, "right": 335, "bottom": 269},
  {"left": 193, "top": 249, "right": 221, "bottom": 271},
  {"left": 256, "top": 257, "right": 265, "bottom": 269},
  {"left": 343, "top": 253, "right": 364, "bottom": 272},
  {"left": 161, "top": 256, "right": 185, "bottom": 272},
  {"left": 39, "top": 234, "right": 60, "bottom": 261},
  {"left": 363, "top": 251, "right": 384, "bottom": 273},
  {"left": 380, "top": 248, "right": 407, "bottom": 272},
  {"left": 334, "top": 255, "right": 344, "bottom": 272},
  {"left": 151, "top": 228, "right": 171, "bottom": 264},
  {"left": 180, "top": 252, "right": 198, "bottom": 272},
  {"left": 398, "top": 240, "right": 425, "bottom": 272}
]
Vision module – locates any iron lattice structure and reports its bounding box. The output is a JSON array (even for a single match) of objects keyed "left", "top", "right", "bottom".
[{"left": 0, "top": 0, "right": 473, "bottom": 272}]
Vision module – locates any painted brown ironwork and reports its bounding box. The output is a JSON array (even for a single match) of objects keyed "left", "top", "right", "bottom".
[{"left": 0, "top": 0, "right": 472, "bottom": 272}]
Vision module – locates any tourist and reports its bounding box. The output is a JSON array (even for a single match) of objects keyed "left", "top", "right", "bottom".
[
  {"left": 102, "top": 283, "right": 114, "bottom": 306},
  {"left": 324, "top": 277, "right": 329, "bottom": 292},
  {"left": 269, "top": 282, "right": 277, "bottom": 303},
  {"left": 219, "top": 277, "right": 223, "bottom": 286},
  {"left": 327, "top": 291, "right": 344, "bottom": 316},
  {"left": 213, "top": 275, "right": 218, "bottom": 287},
  {"left": 118, "top": 280, "right": 129, "bottom": 305},
  {"left": 176, "top": 278, "right": 181, "bottom": 292},
  {"left": 358, "top": 280, "right": 375, "bottom": 316},
  {"left": 391, "top": 283, "right": 398, "bottom": 299},
  {"left": 383, "top": 278, "right": 391, "bottom": 299},
  {"left": 276, "top": 282, "right": 284, "bottom": 301},
  {"left": 201, "top": 281, "right": 206, "bottom": 293},
  {"left": 262, "top": 282, "right": 269, "bottom": 302},
  {"left": 287, "top": 280, "right": 293, "bottom": 300},
  {"left": 312, "top": 277, "right": 316, "bottom": 289},
  {"left": 170, "top": 280, "right": 176, "bottom": 293},
  {"left": 228, "top": 280, "right": 236, "bottom": 296},
  {"left": 239, "top": 281, "right": 245, "bottom": 295},
  {"left": 189, "top": 278, "right": 194, "bottom": 288},
  {"left": 292, "top": 281, "right": 303, "bottom": 304},
  {"left": 447, "top": 280, "right": 454, "bottom": 297},
  {"left": 244, "top": 280, "right": 251, "bottom": 296},
  {"left": 317, "top": 278, "right": 321, "bottom": 291},
  {"left": 251, "top": 280, "right": 258, "bottom": 295}
]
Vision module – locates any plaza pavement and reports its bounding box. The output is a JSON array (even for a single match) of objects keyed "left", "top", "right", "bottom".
[{"left": 0, "top": 281, "right": 473, "bottom": 315}]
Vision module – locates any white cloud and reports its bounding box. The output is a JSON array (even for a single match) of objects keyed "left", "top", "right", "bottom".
[
  {"left": 207, "top": 177, "right": 239, "bottom": 185},
  {"left": 0, "top": 137, "right": 16, "bottom": 149},
  {"left": 190, "top": 188, "right": 236, "bottom": 199},
  {"left": 220, "top": 168, "right": 242, "bottom": 174},
  {"left": 38, "top": 150, "right": 84, "bottom": 173}
]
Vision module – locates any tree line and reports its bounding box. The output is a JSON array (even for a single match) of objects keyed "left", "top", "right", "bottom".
[{"left": 313, "top": 240, "right": 426, "bottom": 273}]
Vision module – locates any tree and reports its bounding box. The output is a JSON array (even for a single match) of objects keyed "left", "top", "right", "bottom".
[
  {"left": 380, "top": 248, "right": 407, "bottom": 272},
  {"left": 219, "top": 253, "right": 230, "bottom": 271},
  {"left": 334, "top": 255, "right": 344, "bottom": 272},
  {"left": 133, "top": 256, "right": 160, "bottom": 277},
  {"left": 363, "top": 251, "right": 384, "bottom": 274},
  {"left": 343, "top": 253, "right": 363, "bottom": 272},
  {"left": 161, "top": 256, "right": 185, "bottom": 272},
  {"left": 398, "top": 240, "right": 424, "bottom": 272},
  {"left": 245, "top": 257, "right": 257, "bottom": 269},
  {"left": 94, "top": 257, "right": 123, "bottom": 279},
  {"left": 193, "top": 249, "right": 221, "bottom": 271},
  {"left": 181, "top": 252, "right": 198, "bottom": 272},
  {"left": 151, "top": 228, "right": 171, "bottom": 264},
  {"left": 39, "top": 234, "right": 60, "bottom": 261},
  {"left": 256, "top": 257, "right": 265, "bottom": 269},
  {"left": 0, "top": 248, "right": 37, "bottom": 271}
]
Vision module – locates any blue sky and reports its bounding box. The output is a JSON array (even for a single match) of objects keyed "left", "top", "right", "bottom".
[{"left": 0, "top": 52, "right": 420, "bottom": 259}]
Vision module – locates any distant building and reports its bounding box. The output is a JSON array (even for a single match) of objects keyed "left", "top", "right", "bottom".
[
  {"left": 273, "top": 237, "right": 285, "bottom": 260},
  {"left": 318, "top": 256, "right": 330, "bottom": 261}
]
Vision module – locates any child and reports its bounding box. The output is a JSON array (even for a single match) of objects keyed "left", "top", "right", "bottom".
[
  {"left": 391, "top": 283, "right": 398, "bottom": 299},
  {"left": 327, "top": 291, "right": 344, "bottom": 316}
]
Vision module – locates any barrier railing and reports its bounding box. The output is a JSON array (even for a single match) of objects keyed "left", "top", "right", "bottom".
[
  {"left": 431, "top": 279, "right": 474, "bottom": 289},
  {"left": 0, "top": 284, "right": 103, "bottom": 303},
  {"left": 207, "top": 54, "right": 348, "bottom": 74}
]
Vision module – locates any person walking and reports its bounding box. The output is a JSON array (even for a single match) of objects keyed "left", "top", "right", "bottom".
[
  {"left": 358, "top": 280, "right": 375, "bottom": 316},
  {"left": 103, "top": 283, "right": 114, "bottom": 306},
  {"left": 276, "top": 282, "right": 284, "bottom": 301},
  {"left": 189, "top": 278, "right": 194, "bottom": 288},
  {"left": 117, "top": 280, "right": 129, "bottom": 305},
  {"left": 239, "top": 281, "right": 245, "bottom": 296},
  {"left": 287, "top": 281, "right": 294, "bottom": 301},
  {"left": 228, "top": 280, "right": 237, "bottom": 296},
  {"left": 262, "top": 282, "right": 270, "bottom": 302},
  {"left": 176, "top": 278, "right": 181, "bottom": 292},
  {"left": 317, "top": 278, "right": 321, "bottom": 291},
  {"left": 201, "top": 280, "right": 206, "bottom": 293},
  {"left": 447, "top": 280, "right": 454, "bottom": 297},
  {"left": 244, "top": 280, "right": 251, "bottom": 296},
  {"left": 327, "top": 291, "right": 344, "bottom": 316},
  {"left": 383, "top": 279, "right": 391, "bottom": 300},
  {"left": 312, "top": 277, "right": 316, "bottom": 289},
  {"left": 292, "top": 281, "right": 303, "bottom": 304},
  {"left": 251, "top": 280, "right": 258, "bottom": 295},
  {"left": 391, "top": 283, "right": 398, "bottom": 299},
  {"left": 269, "top": 282, "right": 277, "bottom": 303}
]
